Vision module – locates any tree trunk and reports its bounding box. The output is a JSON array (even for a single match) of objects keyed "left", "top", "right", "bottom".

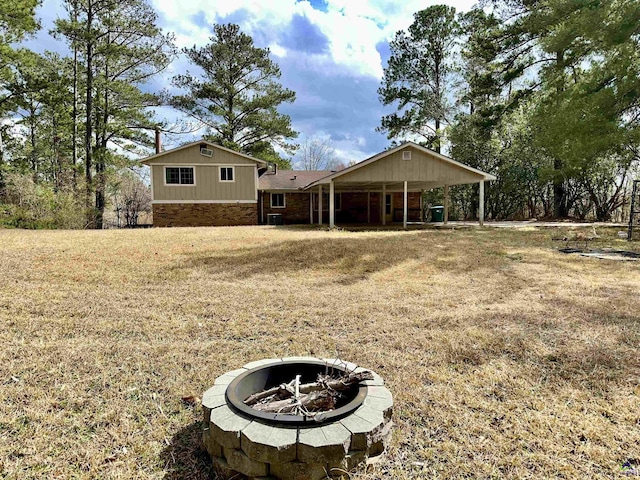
[
  {"left": 553, "top": 49, "right": 567, "bottom": 218},
  {"left": 85, "top": 0, "right": 94, "bottom": 228},
  {"left": 72, "top": 0, "right": 78, "bottom": 192},
  {"left": 95, "top": 42, "right": 109, "bottom": 230}
]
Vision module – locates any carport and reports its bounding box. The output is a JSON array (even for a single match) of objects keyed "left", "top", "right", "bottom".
[{"left": 304, "top": 142, "right": 496, "bottom": 229}]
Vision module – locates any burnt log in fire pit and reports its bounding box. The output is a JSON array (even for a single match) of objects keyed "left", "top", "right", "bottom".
[{"left": 202, "top": 357, "right": 393, "bottom": 480}]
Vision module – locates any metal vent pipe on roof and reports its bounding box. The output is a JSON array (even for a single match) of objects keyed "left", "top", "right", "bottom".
[{"left": 154, "top": 127, "right": 162, "bottom": 154}]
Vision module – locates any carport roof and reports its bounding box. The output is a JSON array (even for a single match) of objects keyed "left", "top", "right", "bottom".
[{"left": 303, "top": 141, "right": 496, "bottom": 190}]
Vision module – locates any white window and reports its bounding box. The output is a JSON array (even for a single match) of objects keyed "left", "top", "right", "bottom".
[
  {"left": 271, "top": 193, "right": 286, "bottom": 208},
  {"left": 165, "top": 166, "right": 195, "bottom": 185},
  {"left": 313, "top": 193, "right": 341, "bottom": 211},
  {"left": 219, "top": 166, "right": 234, "bottom": 182}
]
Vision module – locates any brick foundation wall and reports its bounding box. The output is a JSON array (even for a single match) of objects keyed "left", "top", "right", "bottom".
[
  {"left": 153, "top": 203, "right": 258, "bottom": 227},
  {"left": 261, "top": 192, "right": 311, "bottom": 224}
]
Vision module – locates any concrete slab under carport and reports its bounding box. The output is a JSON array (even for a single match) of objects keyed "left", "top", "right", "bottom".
[{"left": 270, "top": 220, "right": 628, "bottom": 232}]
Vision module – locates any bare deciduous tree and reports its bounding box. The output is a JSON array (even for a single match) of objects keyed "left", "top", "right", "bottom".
[
  {"left": 298, "top": 136, "right": 339, "bottom": 170},
  {"left": 111, "top": 173, "right": 151, "bottom": 227}
]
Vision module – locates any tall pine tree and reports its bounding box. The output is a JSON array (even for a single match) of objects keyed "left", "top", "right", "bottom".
[
  {"left": 172, "top": 23, "right": 297, "bottom": 167},
  {"left": 378, "top": 5, "right": 459, "bottom": 152}
]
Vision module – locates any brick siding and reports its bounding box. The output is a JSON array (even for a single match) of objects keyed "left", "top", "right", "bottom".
[
  {"left": 261, "top": 192, "right": 311, "bottom": 224},
  {"left": 153, "top": 203, "right": 258, "bottom": 227}
]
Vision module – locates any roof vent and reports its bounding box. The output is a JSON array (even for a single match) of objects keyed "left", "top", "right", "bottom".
[
  {"left": 291, "top": 175, "right": 297, "bottom": 180},
  {"left": 402, "top": 150, "right": 411, "bottom": 160},
  {"left": 200, "top": 147, "right": 213, "bottom": 157}
]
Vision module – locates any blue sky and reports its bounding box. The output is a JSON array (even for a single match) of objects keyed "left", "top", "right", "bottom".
[{"left": 26, "top": 0, "right": 477, "bottom": 165}]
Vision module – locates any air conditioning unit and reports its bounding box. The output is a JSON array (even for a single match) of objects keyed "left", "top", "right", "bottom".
[
  {"left": 200, "top": 147, "right": 213, "bottom": 157},
  {"left": 402, "top": 150, "right": 411, "bottom": 160}
]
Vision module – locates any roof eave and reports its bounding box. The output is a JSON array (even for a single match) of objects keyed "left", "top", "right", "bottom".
[{"left": 140, "top": 140, "right": 267, "bottom": 165}]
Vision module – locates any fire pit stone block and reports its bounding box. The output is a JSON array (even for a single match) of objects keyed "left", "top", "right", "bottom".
[
  {"left": 339, "top": 407, "right": 385, "bottom": 451},
  {"left": 241, "top": 422, "right": 297, "bottom": 464},
  {"left": 202, "top": 426, "right": 223, "bottom": 458},
  {"left": 224, "top": 446, "right": 269, "bottom": 477},
  {"left": 209, "top": 405, "right": 252, "bottom": 449},
  {"left": 214, "top": 368, "right": 249, "bottom": 386},
  {"left": 297, "top": 423, "right": 351, "bottom": 464},
  {"left": 363, "top": 393, "right": 393, "bottom": 421}
]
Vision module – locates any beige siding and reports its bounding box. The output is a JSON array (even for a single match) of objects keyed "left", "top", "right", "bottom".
[
  {"left": 146, "top": 144, "right": 259, "bottom": 166},
  {"left": 336, "top": 146, "right": 482, "bottom": 185},
  {"left": 149, "top": 144, "right": 259, "bottom": 201},
  {"left": 152, "top": 164, "right": 256, "bottom": 201}
]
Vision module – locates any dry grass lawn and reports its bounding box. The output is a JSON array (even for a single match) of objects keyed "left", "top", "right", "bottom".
[{"left": 0, "top": 225, "right": 638, "bottom": 479}]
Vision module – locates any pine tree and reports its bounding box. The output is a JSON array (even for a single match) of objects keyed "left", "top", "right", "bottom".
[
  {"left": 55, "top": 0, "right": 175, "bottom": 228},
  {"left": 172, "top": 23, "right": 297, "bottom": 167},
  {"left": 377, "top": 6, "right": 459, "bottom": 152}
]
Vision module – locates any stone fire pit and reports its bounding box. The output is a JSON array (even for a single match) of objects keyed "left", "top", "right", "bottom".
[{"left": 202, "top": 357, "right": 393, "bottom": 480}]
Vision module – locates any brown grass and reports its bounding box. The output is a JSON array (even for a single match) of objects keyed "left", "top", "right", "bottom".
[{"left": 0, "top": 225, "right": 638, "bottom": 479}]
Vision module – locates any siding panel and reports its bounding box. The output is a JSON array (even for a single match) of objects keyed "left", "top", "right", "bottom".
[
  {"left": 336, "top": 146, "right": 483, "bottom": 185},
  {"left": 149, "top": 144, "right": 260, "bottom": 201}
]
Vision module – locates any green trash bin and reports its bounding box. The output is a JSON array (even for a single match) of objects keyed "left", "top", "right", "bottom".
[{"left": 430, "top": 206, "right": 444, "bottom": 222}]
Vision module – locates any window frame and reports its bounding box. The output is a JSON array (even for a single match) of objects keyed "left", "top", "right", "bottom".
[
  {"left": 270, "top": 192, "right": 286, "bottom": 208},
  {"left": 164, "top": 166, "right": 196, "bottom": 186},
  {"left": 219, "top": 166, "right": 235, "bottom": 183}
]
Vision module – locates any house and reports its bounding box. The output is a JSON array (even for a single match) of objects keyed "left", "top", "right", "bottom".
[{"left": 140, "top": 140, "right": 496, "bottom": 228}]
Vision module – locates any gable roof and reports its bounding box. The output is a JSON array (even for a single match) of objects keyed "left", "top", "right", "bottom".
[
  {"left": 139, "top": 140, "right": 267, "bottom": 165},
  {"left": 304, "top": 141, "right": 496, "bottom": 189},
  {"left": 258, "top": 170, "right": 334, "bottom": 190}
]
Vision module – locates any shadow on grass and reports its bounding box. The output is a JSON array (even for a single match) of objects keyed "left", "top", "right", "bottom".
[
  {"left": 172, "top": 233, "right": 497, "bottom": 285},
  {"left": 441, "top": 309, "right": 639, "bottom": 392},
  {"left": 161, "top": 421, "right": 216, "bottom": 480}
]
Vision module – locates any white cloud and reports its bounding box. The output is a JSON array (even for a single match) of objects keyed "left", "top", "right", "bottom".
[{"left": 151, "top": 0, "right": 478, "bottom": 80}]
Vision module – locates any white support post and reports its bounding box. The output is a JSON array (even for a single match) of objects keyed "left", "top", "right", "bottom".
[
  {"left": 309, "top": 192, "right": 313, "bottom": 224},
  {"left": 444, "top": 184, "right": 449, "bottom": 224},
  {"left": 367, "top": 192, "right": 371, "bottom": 224},
  {"left": 318, "top": 185, "right": 323, "bottom": 225},
  {"left": 382, "top": 184, "right": 386, "bottom": 226},
  {"left": 329, "top": 180, "right": 335, "bottom": 228},
  {"left": 403, "top": 181, "right": 408, "bottom": 229},
  {"left": 479, "top": 180, "right": 485, "bottom": 226}
]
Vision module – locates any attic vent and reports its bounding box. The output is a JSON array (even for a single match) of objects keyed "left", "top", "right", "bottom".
[
  {"left": 200, "top": 147, "right": 213, "bottom": 157},
  {"left": 402, "top": 150, "right": 411, "bottom": 160}
]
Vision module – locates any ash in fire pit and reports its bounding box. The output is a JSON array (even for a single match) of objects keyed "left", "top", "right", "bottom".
[{"left": 202, "top": 357, "right": 393, "bottom": 480}]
